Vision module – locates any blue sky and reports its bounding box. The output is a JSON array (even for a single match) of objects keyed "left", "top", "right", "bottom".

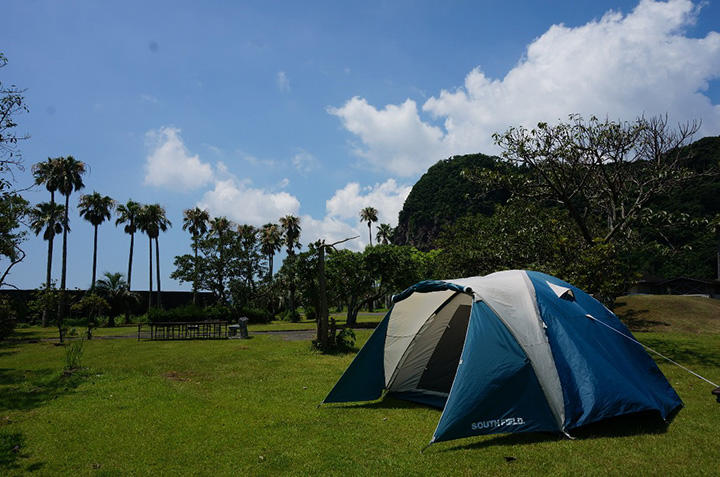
[{"left": 2, "top": 0, "right": 719, "bottom": 291}]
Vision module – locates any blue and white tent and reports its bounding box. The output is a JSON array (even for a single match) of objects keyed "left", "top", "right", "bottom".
[{"left": 323, "top": 270, "right": 682, "bottom": 445}]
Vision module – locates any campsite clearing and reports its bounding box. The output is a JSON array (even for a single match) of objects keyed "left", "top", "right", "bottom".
[{"left": 1, "top": 298, "right": 719, "bottom": 475}]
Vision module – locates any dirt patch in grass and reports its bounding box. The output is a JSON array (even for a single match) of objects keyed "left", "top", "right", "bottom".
[{"left": 165, "top": 371, "right": 194, "bottom": 382}]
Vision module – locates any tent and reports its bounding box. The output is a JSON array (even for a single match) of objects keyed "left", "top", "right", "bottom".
[{"left": 322, "top": 270, "right": 682, "bottom": 446}]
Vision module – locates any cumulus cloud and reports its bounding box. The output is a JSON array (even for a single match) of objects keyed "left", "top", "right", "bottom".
[
  {"left": 285, "top": 179, "right": 412, "bottom": 251},
  {"left": 198, "top": 178, "right": 300, "bottom": 225},
  {"left": 144, "top": 126, "right": 214, "bottom": 190},
  {"left": 329, "top": 97, "right": 447, "bottom": 176},
  {"left": 331, "top": 0, "right": 720, "bottom": 176}
]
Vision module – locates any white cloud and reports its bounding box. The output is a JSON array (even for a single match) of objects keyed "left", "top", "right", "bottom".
[
  {"left": 277, "top": 71, "right": 290, "bottom": 92},
  {"left": 144, "top": 126, "right": 214, "bottom": 190},
  {"left": 298, "top": 215, "right": 362, "bottom": 251},
  {"left": 198, "top": 178, "right": 300, "bottom": 225},
  {"left": 325, "top": 179, "right": 412, "bottom": 228},
  {"left": 328, "top": 97, "right": 448, "bottom": 176},
  {"left": 331, "top": 0, "right": 720, "bottom": 175}
]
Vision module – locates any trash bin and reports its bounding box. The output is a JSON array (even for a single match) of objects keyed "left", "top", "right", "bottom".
[
  {"left": 228, "top": 324, "right": 240, "bottom": 338},
  {"left": 238, "top": 317, "right": 249, "bottom": 339}
]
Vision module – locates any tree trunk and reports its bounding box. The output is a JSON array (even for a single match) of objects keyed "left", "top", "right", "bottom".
[
  {"left": 155, "top": 237, "right": 162, "bottom": 309},
  {"left": 317, "top": 244, "right": 329, "bottom": 347},
  {"left": 42, "top": 232, "right": 54, "bottom": 327},
  {"left": 148, "top": 236, "right": 153, "bottom": 310},
  {"left": 124, "top": 231, "right": 134, "bottom": 324},
  {"left": 192, "top": 240, "right": 198, "bottom": 305},
  {"left": 716, "top": 235, "right": 720, "bottom": 280},
  {"left": 127, "top": 231, "right": 134, "bottom": 289},
  {"left": 57, "top": 193, "right": 70, "bottom": 342},
  {"left": 91, "top": 224, "right": 98, "bottom": 291}
]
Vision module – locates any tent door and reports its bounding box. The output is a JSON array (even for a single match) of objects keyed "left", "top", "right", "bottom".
[{"left": 416, "top": 304, "right": 471, "bottom": 394}]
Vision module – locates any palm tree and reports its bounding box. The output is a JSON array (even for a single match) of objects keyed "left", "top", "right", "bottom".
[
  {"left": 137, "top": 204, "right": 172, "bottom": 309},
  {"left": 260, "top": 222, "right": 282, "bottom": 282},
  {"left": 55, "top": 156, "right": 87, "bottom": 325},
  {"left": 209, "top": 216, "right": 232, "bottom": 302},
  {"left": 279, "top": 215, "right": 302, "bottom": 255},
  {"left": 94, "top": 272, "right": 139, "bottom": 327},
  {"left": 28, "top": 201, "right": 67, "bottom": 326},
  {"left": 78, "top": 191, "right": 115, "bottom": 290},
  {"left": 376, "top": 223, "right": 394, "bottom": 245},
  {"left": 182, "top": 206, "right": 210, "bottom": 305},
  {"left": 279, "top": 215, "right": 302, "bottom": 320},
  {"left": 115, "top": 200, "right": 142, "bottom": 291},
  {"left": 32, "top": 157, "right": 63, "bottom": 326},
  {"left": 360, "top": 206, "right": 379, "bottom": 246}
]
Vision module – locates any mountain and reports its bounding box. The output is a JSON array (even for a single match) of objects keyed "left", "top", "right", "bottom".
[{"left": 394, "top": 153, "right": 509, "bottom": 251}]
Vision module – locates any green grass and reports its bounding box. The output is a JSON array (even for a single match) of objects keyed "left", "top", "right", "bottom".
[{"left": 1, "top": 298, "right": 719, "bottom": 475}]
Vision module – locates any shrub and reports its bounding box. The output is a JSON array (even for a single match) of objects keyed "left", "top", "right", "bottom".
[
  {"left": 240, "top": 307, "right": 274, "bottom": 324},
  {"left": 303, "top": 306, "right": 316, "bottom": 321},
  {"left": 0, "top": 296, "right": 16, "bottom": 340},
  {"left": 64, "top": 337, "right": 85, "bottom": 372},
  {"left": 335, "top": 327, "right": 356, "bottom": 352}
]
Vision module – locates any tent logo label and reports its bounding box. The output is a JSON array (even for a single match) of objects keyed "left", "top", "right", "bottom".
[{"left": 471, "top": 417, "right": 525, "bottom": 430}]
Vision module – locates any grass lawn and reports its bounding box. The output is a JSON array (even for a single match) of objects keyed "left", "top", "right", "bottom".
[{"left": 1, "top": 297, "right": 719, "bottom": 475}]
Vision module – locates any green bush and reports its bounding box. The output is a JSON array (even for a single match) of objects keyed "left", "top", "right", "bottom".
[
  {"left": 240, "top": 307, "right": 274, "bottom": 324},
  {"left": 303, "top": 306, "right": 316, "bottom": 321},
  {"left": 146, "top": 304, "right": 233, "bottom": 323},
  {"left": 336, "top": 327, "right": 356, "bottom": 352},
  {"left": 0, "top": 296, "right": 16, "bottom": 339}
]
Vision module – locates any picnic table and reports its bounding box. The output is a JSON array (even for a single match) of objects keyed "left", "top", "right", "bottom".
[{"left": 137, "top": 321, "right": 229, "bottom": 340}]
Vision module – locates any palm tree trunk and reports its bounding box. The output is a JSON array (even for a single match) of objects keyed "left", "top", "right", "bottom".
[
  {"left": 91, "top": 224, "right": 99, "bottom": 291},
  {"left": 57, "top": 193, "right": 70, "bottom": 342},
  {"left": 155, "top": 237, "right": 162, "bottom": 309},
  {"left": 148, "top": 235, "right": 153, "bottom": 310},
  {"left": 122, "top": 232, "right": 134, "bottom": 324},
  {"left": 42, "top": 234, "right": 54, "bottom": 327},
  {"left": 268, "top": 254, "right": 274, "bottom": 282},
  {"left": 192, "top": 240, "right": 198, "bottom": 305},
  {"left": 127, "top": 232, "right": 134, "bottom": 289},
  {"left": 42, "top": 191, "right": 56, "bottom": 327},
  {"left": 368, "top": 223, "right": 372, "bottom": 246}
]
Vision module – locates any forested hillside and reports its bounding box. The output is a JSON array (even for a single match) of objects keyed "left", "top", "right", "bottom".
[
  {"left": 395, "top": 135, "right": 720, "bottom": 280},
  {"left": 393, "top": 153, "right": 509, "bottom": 251}
]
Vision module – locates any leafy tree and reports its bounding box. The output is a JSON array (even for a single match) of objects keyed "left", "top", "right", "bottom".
[
  {"left": 0, "top": 53, "right": 29, "bottom": 168},
  {"left": 137, "top": 204, "right": 171, "bottom": 309},
  {"left": 359, "top": 206, "right": 379, "bottom": 246},
  {"left": 327, "top": 244, "right": 423, "bottom": 327},
  {"left": 486, "top": 114, "right": 707, "bottom": 246},
  {"left": 182, "top": 206, "right": 210, "bottom": 304},
  {"left": 28, "top": 201, "right": 67, "bottom": 325},
  {"left": 78, "top": 191, "right": 115, "bottom": 290},
  {"left": 172, "top": 220, "right": 266, "bottom": 313},
  {"left": 0, "top": 53, "right": 30, "bottom": 291},
  {"left": 94, "top": 272, "right": 139, "bottom": 326}
]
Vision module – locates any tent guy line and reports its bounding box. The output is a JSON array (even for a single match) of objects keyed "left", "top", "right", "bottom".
[{"left": 583, "top": 313, "right": 719, "bottom": 389}]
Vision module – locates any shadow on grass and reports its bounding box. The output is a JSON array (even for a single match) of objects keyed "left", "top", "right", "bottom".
[
  {"left": 437, "top": 410, "right": 673, "bottom": 453},
  {"left": 641, "top": 337, "right": 720, "bottom": 368},
  {"left": 616, "top": 307, "right": 671, "bottom": 332},
  {"left": 338, "top": 397, "right": 437, "bottom": 411},
  {"left": 0, "top": 366, "right": 86, "bottom": 413}
]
